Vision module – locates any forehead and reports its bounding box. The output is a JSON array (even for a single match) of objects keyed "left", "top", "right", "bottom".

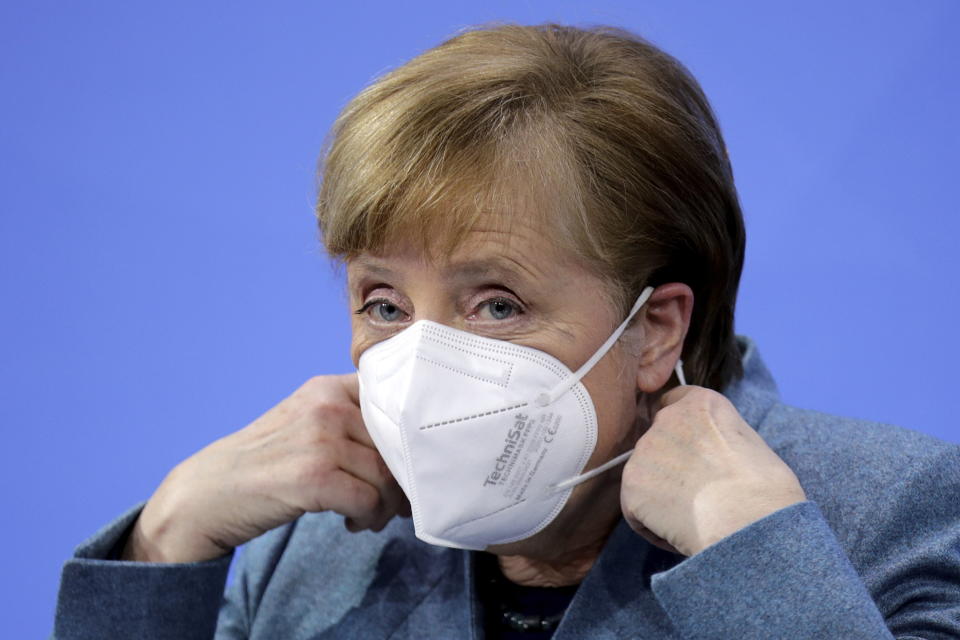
[{"left": 346, "top": 215, "right": 581, "bottom": 286}]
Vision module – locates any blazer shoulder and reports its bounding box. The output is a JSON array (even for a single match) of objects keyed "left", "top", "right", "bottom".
[
  {"left": 761, "top": 403, "right": 957, "bottom": 473},
  {"left": 759, "top": 403, "right": 960, "bottom": 547}
]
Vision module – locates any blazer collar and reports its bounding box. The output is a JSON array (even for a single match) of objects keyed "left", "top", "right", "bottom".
[{"left": 723, "top": 335, "right": 781, "bottom": 431}]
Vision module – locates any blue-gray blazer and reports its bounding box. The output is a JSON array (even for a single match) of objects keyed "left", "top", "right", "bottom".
[{"left": 53, "top": 339, "right": 960, "bottom": 639}]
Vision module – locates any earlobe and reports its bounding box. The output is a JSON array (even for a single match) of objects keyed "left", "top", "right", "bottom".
[{"left": 634, "top": 283, "right": 693, "bottom": 393}]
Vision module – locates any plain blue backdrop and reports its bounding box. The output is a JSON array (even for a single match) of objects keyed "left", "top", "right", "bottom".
[{"left": 2, "top": 1, "right": 957, "bottom": 636}]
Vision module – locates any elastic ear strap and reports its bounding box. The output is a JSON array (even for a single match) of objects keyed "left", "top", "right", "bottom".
[
  {"left": 535, "top": 286, "right": 655, "bottom": 407},
  {"left": 548, "top": 357, "right": 690, "bottom": 494},
  {"left": 675, "top": 359, "right": 687, "bottom": 386},
  {"left": 551, "top": 449, "right": 633, "bottom": 492}
]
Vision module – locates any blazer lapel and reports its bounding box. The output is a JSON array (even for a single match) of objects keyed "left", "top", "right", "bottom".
[
  {"left": 385, "top": 545, "right": 478, "bottom": 639},
  {"left": 553, "top": 520, "right": 683, "bottom": 639},
  {"left": 309, "top": 536, "right": 471, "bottom": 640}
]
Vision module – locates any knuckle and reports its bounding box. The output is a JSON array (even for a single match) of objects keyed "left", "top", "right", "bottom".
[
  {"left": 312, "top": 441, "right": 340, "bottom": 469},
  {"left": 714, "top": 395, "right": 739, "bottom": 417},
  {"left": 310, "top": 399, "right": 351, "bottom": 423},
  {"left": 304, "top": 374, "right": 330, "bottom": 391},
  {"left": 294, "top": 463, "right": 324, "bottom": 489},
  {"left": 653, "top": 405, "right": 683, "bottom": 429},
  {"left": 694, "top": 387, "right": 733, "bottom": 414},
  {"left": 655, "top": 403, "right": 679, "bottom": 420},
  {"left": 293, "top": 376, "right": 329, "bottom": 402},
  {"left": 685, "top": 386, "right": 712, "bottom": 404},
  {"left": 301, "top": 422, "right": 335, "bottom": 449},
  {"left": 296, "top": 450, "right": 337, "bottom": 485}
]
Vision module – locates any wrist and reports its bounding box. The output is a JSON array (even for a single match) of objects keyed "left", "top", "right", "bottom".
[
  {"left": 690, "top": 492, "right": 807, "bottom": 556},
  {"left": 122, "top": 467, "right": 231, "bottom": 563}
]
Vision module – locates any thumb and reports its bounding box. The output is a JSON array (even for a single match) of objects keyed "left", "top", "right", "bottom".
[{"left": 337, "top": 373, "right": 361, "bottom": 407}]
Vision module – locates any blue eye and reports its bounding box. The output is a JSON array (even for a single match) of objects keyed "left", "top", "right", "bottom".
[
  {"left": 486, "top": 298, "right": 516, "bottom": 320},
  {"left": 376, "top": 302, "right": 404, "bottom": 322},
  {"left": 355, "top": 298, "right": 407, "bottom": 323}
]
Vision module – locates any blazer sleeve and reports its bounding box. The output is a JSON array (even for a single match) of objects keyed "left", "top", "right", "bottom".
[
  {"left": 51, "top": 504, "right": 241, "bottom": 640},
  {"left": 650, "top": 446, "right": 960, "bottom": 639}
]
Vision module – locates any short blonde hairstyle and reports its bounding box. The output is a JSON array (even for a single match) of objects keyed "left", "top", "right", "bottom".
[{"left": 317, "top": 23, "right": 746, "bottom": 391}]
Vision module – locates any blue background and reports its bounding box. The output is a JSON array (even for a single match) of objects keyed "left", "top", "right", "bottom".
[{"left": 2, "top": 1, "right": 957, "bottom": 636}]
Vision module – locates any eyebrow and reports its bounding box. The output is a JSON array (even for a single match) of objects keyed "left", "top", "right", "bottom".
[
  {"left": 348, "top": 255, "right": 536, "bottom": 287},
  {"left": 349, "top": 258, "right": 397, "bottom": 278}
]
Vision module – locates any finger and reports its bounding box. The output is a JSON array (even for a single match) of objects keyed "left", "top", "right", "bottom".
[
  {"left": 337, "top": 372, "right": 361, "bottom": 407},
  {"left": 344, "top": 516, "right": 383, "bottom": 533},
  {"left": 323, "top": 381, "right": 376, "bottom": 449},
  {"left": 344, "top": 507, "right": 401, "bottom": 533},
  {"left": 357, "top": 507, "right": 396, "bottom": 533},
  {"left": 356, "top": 497, "right": 412, "bottom": 533},
  {"left": 306, "top": 393, "right": 374, "bottom": 449},
  {"left": 348, "top": 501, "right": 411, "bottom": 532},
  {"left": 323, "top": 400, "right": 377, "bottom": 449},
  {"left": 311, "top": 472, "right": 396, "bottom": 534},
  {"left": 337, "top": 439, "right": 403, "bottom": 506},
  {"left": 331, "top": 440, "right": 407, "bottom": 532},
  {"left": 343, "top": 409, "right": 377, "bottom": 449},
  {"left": 303, "top": 467, "right": 383, "bottom": 523},
  {"left": 356, "top": 478, "right": 409, "bottom": 532}
]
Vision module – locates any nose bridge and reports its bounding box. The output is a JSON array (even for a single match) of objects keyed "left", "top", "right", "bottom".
[
  {"left": 412, "top": 299, "right": 453, "bottom": 326},
  {"left": 406, "top": 280, "right": 460, "bottom": 328}
]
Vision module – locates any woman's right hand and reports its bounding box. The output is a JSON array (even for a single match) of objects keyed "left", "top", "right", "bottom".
[{"left": 121, "top": 374, "right": 409, "bottom": 563}]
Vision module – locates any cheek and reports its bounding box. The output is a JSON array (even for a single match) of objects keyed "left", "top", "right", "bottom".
[
  {"left": 583, "top": 352, "right": 641, "bottom": 459},
  {"left": 350, "top": 326, "right": 377, "bottom": 367}
]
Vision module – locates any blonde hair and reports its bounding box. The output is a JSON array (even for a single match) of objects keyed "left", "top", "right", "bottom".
[{"left": 316, "top": 23, "right": 746, "bottom": 391}]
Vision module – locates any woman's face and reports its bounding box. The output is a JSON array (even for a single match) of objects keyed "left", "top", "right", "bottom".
[{"left": 346, "top": 214, "right": 651, "bottom": 557}]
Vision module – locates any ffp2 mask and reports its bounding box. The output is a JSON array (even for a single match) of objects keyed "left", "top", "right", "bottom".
[{"left": 357, "top": 286, "right": 680, "bottom": 549}]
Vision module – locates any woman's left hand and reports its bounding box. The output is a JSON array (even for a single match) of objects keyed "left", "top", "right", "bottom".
[{"left": 620, "top": 386, "right": 807, "bottom": 557}]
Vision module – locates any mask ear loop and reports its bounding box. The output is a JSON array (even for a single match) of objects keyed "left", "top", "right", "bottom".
[
  {"left": 549, "top": 358, "right": 688, "bottom": 494},
  {"left": 534, "top": 286, "right": 655, "bottom": 408},
  {"left": 674, "top": 359, "right": 687, "bottom": 386}
]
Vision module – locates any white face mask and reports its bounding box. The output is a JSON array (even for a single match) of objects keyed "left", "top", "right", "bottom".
[{"left": 357, "top": 285, "right": 684, "bottom": 550}]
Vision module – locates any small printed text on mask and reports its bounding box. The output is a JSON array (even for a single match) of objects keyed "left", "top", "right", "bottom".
[{"left": 483, "top": 411, "right": 562, "bottom": 501}]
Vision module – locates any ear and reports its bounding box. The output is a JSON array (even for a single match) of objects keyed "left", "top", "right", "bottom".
[{"left": 633, "top": 283, "right": 693, "bottom": 393}]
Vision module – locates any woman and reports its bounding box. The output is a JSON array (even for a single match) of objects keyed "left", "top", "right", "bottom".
[{"left": 54, "top": 24, "right": 959, "bottom": 639}]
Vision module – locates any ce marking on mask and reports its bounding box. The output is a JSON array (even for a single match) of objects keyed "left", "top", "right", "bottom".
[{"left": 483, "top": 411, "right": 563, "bottom": 502}]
